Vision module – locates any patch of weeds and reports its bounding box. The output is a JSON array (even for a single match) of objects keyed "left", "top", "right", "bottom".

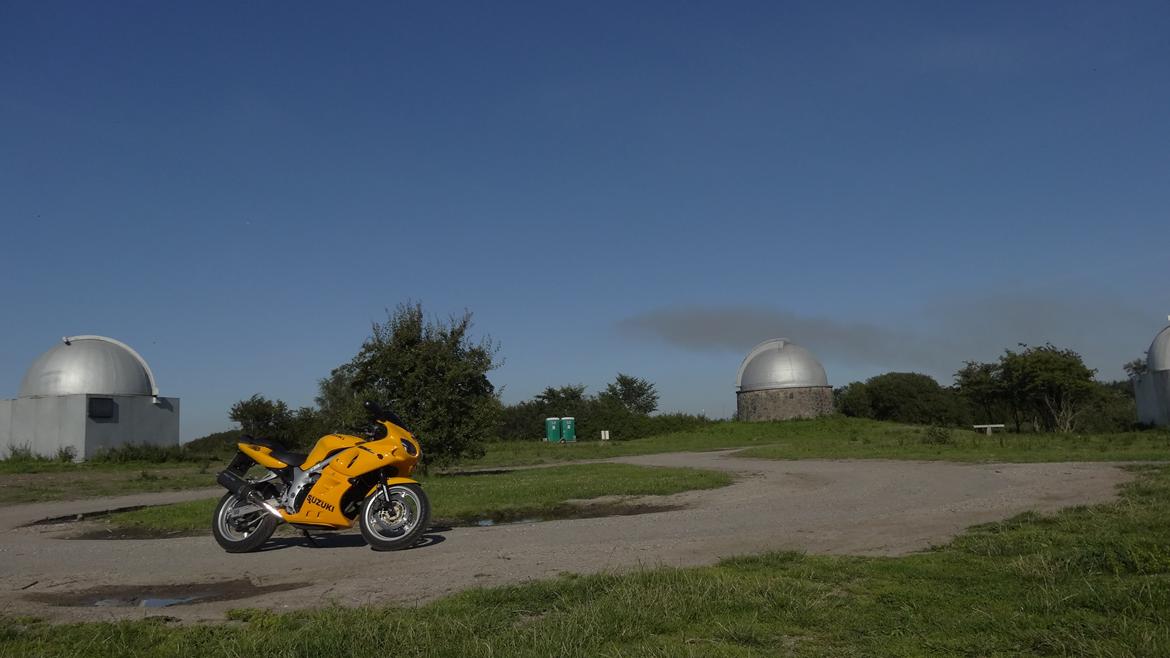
[
  {"left": 922, "top": 426, "right": 953, "bottom": 445},
  {"left": 225, "top": 608, "right": 275, "bottom": 623},
  {"left": 4, "top": 445, "right": 40, "bottom": 462},
  {"left": 91, "top": 444, "right": 210, "bottom": 464}
]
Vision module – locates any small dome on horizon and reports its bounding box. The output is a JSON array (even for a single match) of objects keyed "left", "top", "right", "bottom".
[
  {"left": 18, "top": 336, "right": 159, "bottom": 398},
  {"left": 736, "top": 338, "right": 829, "bottom": 392}
]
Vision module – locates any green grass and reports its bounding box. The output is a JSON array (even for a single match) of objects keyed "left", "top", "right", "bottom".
[
  {"left": 95, "top": 463, "right": 734, "bottom": 536},
  {"left": 6, "top": 465, "right": 1168, "bottom": 656},
  {"left": 4, "top": 418, "right": 1168, "bottom": 506},
  {"left": 736, "top": 422, "right": 1170, "bottom": 462},
  {"left": 0, "top": 463, "right": 221, "bottom": 505},
  {"left": 473, "top": 417, "right": 1170, "bottom": 467}
]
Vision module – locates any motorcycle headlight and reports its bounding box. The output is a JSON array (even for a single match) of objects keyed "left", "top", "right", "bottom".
[{"left": 401, "top": 438, "right": 418, "bottom": 456}]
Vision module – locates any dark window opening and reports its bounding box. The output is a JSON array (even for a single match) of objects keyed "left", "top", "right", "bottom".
[{"left": 89, "top": 397, "right": 115, "bottom": 419}]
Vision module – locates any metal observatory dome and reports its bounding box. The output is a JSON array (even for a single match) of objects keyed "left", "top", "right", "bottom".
[
  {"left": 1148, "top": 326, "right": 1170, "bottom": 373},
  {"left": 1134, "top": 323, "right": 1170, "bottom": 427},
  {"left": 735, "top": 339, "right": 833, "bottom": 422},
  {"left": 736, "top": 338, "right": 829, "bottom": 392},
  {"left": 18, "top": 336, "right": 159, "bottom": 398}
]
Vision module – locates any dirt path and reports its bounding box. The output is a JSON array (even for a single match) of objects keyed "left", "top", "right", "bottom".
[{"left": 0, "top": 452, "right": 1134, "bottom": 622}]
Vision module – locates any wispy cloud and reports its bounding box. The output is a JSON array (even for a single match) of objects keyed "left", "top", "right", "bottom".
[{"left": 618, "top": 292, "right": 1159, "bottom": 381}]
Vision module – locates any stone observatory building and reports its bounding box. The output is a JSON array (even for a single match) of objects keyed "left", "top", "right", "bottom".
[
  {"left": 0, "top": 336, "right": 179, "bottom": 460},
  {"left": 736, "top": 338, "right": 833, "bottom": 421},
  {"left": 1134, "top": 323, "right": 1170, "bottom": 427}
]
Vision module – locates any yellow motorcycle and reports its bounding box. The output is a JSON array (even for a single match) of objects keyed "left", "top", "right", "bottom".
[{"left": 213, "top": 401, "right": 429, "bottom": 552}]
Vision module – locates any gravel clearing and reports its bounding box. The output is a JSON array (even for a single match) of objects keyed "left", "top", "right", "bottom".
[{"left": 0, "top": 451, "right": 1133, "bottom": 623}]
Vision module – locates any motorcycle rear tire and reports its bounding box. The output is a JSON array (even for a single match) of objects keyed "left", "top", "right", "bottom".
[
  {"left": 359, "top": 483, "right": 430, "bottom": 551},
  {"left": 212, "top": 492, "right": 278, "bottom": 553}
]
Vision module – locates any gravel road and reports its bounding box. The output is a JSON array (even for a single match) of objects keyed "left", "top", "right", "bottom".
[{"left": 0, "top": 451, "right": 1133, "bottom": 622}]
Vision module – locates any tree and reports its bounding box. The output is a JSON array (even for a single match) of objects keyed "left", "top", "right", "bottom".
[
  {"left": 318, "top": 302, "right": 500, "bottom": 468},
  {"left": 229, "top": 394, "right": 292, "bottom": 438},
  {"left": 835, "top": 382, "right": 872, "bottom": 418},
  {"left": 1008, "top": 344, "right": 1097, "bottom": 433},
  {"left": 1124, "top": 358, "right": 1149, "bottom": 379},
  {"left": 954, "top": 361, "right": 1001, "bottom": 424},
  {"left": 535, "top": 384, "right": 587, "bottom": 410},
  {"left": 315, "top": 363, "right": 367, "bottom": 436},
  {"left": 864, "top": 372, "right": 967, "bottom": 425},
  {"left": 995, "top": 348, "right": 1034, "bottom": 432},
  {"left": 599, "top": 373, "right": 659, "bottom": 415}
]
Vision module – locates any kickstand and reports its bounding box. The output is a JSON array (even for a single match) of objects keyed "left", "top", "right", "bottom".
[{"left": 302, "top": 530, "right": 321, "bottom": 548}]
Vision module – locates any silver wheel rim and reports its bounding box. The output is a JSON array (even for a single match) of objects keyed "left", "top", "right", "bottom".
[
  {"left": 217, "top": 495, "right": 266, "bottom": 542},
  {"left": 365, "top": 486, "right": 423, "bottom": 540}
]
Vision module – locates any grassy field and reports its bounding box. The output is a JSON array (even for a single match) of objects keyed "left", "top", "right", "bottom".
[
  {"left": 0, "top": 461, "right": 220, "bottom": 505},
  {"left": 89, "top": 463, "right": 733, "bottom": 536},
  {"left": 472, "top": 417, "right": 1170, "bottom": 467},
  {"left": 4, "top": 417, "right": 1168, "bottom": 506},
  {"left": 5, "top": 464, "right": 1167, "bottom": 656}
]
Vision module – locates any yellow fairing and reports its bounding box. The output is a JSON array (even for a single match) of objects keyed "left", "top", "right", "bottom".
[
  {"left": 282, "top": 466, "right": 354, "bottom": 527},
  {"left": 280, "top": 420, "right": 422, "bottom": 527},
  {"left": 301, "top": 434, "right": 363, "bottom": 468},
  {"left": 238, "top": 443, "right": 288, "bottom": 470}
]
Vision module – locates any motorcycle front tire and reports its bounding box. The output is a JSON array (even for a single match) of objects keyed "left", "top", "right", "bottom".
[{"left": 359, "top": 483, "right": 430, "bottom": 551}]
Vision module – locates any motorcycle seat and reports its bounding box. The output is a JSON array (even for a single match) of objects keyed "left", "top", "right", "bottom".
[{"left": 242, "top": 435, "right": 307, "bottom": 468}]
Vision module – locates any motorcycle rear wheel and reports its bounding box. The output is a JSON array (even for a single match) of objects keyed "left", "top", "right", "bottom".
[
  {"left": 359, "top": 483, "right": 430, "bottom": 551},
  {"left": 212, "top": 492, "right": 278, "bottom": 553}
]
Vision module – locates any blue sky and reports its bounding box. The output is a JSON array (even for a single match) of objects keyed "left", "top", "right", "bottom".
[{"left": 2, "top": 1, "right": 1168, "bottom": 439}]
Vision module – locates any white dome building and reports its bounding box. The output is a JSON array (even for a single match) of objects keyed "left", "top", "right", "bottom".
[
  {"left": 736, "top": 339, "right": 833, "bottom": 421},
  {"left": 1134, "top": 324, "right": 1170, "bottom": 427},
  {"left": 1, "top": 336, "right": 179, "bottom": 460}
]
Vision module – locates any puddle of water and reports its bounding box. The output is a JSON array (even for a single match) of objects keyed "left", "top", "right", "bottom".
[
  {"left": 25, "top": 579, "right": 309, "bottom": 608},
  {"left": 140, "top": 597, "right": 198, "bottom": 608}
]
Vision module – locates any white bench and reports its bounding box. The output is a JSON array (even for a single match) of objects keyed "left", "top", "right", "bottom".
[{"left": 973, "top": 424, "right": 1006, "bottom": 435}]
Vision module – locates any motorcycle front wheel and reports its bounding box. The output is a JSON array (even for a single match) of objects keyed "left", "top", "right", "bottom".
[
  {"left": 359, "top": 483, "right": 430, "bottom": 551},
  {"left": 212, "top": 492, "right": 278, "bottom": 553}
]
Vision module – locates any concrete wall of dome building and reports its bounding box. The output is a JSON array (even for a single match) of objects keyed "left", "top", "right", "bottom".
[
  {"left": 1135, "top": 371, "right": 1170, "bottom": 427},
  {"left": 83, "top": 395, "right": 180, "bottom": 458},
  {"left": 736, "top": 387, "right": 834, "bottom": 421},
  {"left": 0, "top": 400, "right": 9, "bottom": 454},
  {"left": 0, "top": 395, "right": 88, "bottom": 459},
  {"left": 0, "top": 394, "right": 179, "bottom": 460}
]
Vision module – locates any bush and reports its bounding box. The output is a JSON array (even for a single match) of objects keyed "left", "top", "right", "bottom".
[
  {"left": 922, "top": 426, "right": 953, "bottom": 445},
  {"left": 182, "top": 429, "right": 246, "bottom": 457},
  {"left": 837, "top": 373, "right": 970, "bottom": 426},
  {"left": 1, "top": 444, "right": 77, "bottom": 463},
  {"left": 835, "top": 382, "right": 872, "bottom": 418},
  {"left": 3, "top": 445, "right": 41, "bottom": 463},
  {"left": 90, "top": 443, "right": 205, "bottom": 464}
]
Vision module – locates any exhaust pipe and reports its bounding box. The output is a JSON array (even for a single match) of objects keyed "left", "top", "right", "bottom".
[{"left": 217, "top": 470, "right": 284, "bottom": 519}]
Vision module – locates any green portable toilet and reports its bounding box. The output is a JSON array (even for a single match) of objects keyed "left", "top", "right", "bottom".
[
  {"left": 560, "top": 417, "right": 576, "bottom": 442},
  {"left": 545, "top": 417, "right": 562, "bottom": 442}
]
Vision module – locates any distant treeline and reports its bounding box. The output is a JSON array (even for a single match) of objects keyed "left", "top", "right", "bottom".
[
  {"left": 836, "top": 343, "right": 1137, "bottom": 433},
  {"left": 494, "top": 376, "right": 712, "bottom": 442}
]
